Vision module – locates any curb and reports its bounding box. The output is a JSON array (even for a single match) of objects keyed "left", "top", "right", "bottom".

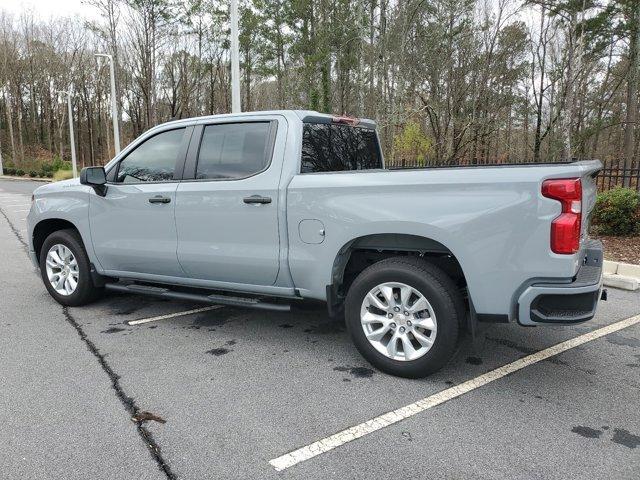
[
  {"left": 603, "top": 260, "right": 640, "bottom": 291},
  {"left": 0, "top": 175, "right": 52, "bottom": 183}
]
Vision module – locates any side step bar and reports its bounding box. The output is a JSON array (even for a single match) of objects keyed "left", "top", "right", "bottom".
[{"left": 105, "top": 283, "right": 291, "bottom": 312}]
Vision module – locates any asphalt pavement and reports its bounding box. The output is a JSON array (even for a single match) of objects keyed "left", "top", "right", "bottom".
[{"left": 1, "top": 178, "right": 639, "bottom": 479}]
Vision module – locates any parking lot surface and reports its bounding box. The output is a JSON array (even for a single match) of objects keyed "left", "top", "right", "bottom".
[{"left": 1, "top": 178, "right": 639, "bottom": 479}]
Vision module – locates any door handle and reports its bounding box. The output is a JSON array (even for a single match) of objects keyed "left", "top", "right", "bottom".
[
  {"left": 148, "top": 195, "right": 171, "bottom": 204},
  {"left": 243, "top": 195, "right": 272, "bottom": 204}
]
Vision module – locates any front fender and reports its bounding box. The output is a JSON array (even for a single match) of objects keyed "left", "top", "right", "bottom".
[{"left": 28, "top": 184, "right": 101, "bottom": 272}]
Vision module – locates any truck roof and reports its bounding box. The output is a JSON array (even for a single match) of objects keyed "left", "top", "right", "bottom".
[{"left": 159, "top": 110, "right": 376, "bottom": 129}]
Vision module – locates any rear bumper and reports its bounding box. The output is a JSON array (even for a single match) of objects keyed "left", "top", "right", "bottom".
[{"left": 517, "top": 240, "right": 603, "bottom": 326}]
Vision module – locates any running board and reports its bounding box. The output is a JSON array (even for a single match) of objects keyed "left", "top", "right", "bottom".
[{"left": 105, "top": 283, "right": 291, "bottom": 312}]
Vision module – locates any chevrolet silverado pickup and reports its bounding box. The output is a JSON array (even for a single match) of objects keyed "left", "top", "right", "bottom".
[{"left": 27, "top": 110, "right": 605, "bottom": 378}]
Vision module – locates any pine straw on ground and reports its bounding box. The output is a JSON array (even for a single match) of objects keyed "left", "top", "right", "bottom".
[{"left": 591, "top": 234, "right": 640, "bottom": 265}]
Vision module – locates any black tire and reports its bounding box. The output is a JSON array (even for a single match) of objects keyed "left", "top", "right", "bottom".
[
  {"left": 345, "top": 256, "right": 463, "bottom": 378},
  {"left": 39, "top": 229, "right": 103, "bottom": 306}
]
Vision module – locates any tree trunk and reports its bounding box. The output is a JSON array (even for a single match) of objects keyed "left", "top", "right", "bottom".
[
  {"left": 623, "top": 5, "right": 639, "bottom": 186},
  {"left": 561, "top": 13, "right": 576, "bottom": 161},
  {"left": 533, "top": 8, "right": 547, "bottom": 163}
]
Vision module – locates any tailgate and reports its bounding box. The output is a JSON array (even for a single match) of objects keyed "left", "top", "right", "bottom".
[{"left": 578, "top": 160, "right": 602, "bottom": 245}]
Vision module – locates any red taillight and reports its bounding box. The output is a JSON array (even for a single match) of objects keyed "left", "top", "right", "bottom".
[{"left": 541, "top": 178, "right": 582, "bottom": 254}]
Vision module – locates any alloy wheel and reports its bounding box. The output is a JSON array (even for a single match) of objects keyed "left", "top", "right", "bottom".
[
  {"left": 360, "top": 282, "right": 437, "bottom": 361},
  {"left": 45, "top": 244, "right": 79, "bottom": 296}
]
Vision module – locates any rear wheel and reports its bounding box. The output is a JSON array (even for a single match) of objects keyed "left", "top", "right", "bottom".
[
  {"left": 39, "top": 229, "right": 103, "bottom": 306},
  {"left": 345, "top": 256, "right": 462, "bottom": 378}
]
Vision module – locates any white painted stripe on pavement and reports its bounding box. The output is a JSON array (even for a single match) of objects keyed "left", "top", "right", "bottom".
[
  {"left": 1, "top": 203, "right": 31, "bottom": 207},
  {"left": 269, "top": 313, "right": 640, "bottom": 471},
  {"left": 127, "top": 305, "right": 223, "bottom": 325}
]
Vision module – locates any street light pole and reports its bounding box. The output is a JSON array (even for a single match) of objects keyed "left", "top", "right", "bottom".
[
  {"left": 95, "top": 53, "right": 121, "bottom": 154},
  {"left": 60, "top": 91, "right": 78, "bottom": 179},
  {"left": 230, "top": 0, "right": 241, "bottom": 113},
  {"left": 0, "top": 134, "right": 4, "bottom": 176}
]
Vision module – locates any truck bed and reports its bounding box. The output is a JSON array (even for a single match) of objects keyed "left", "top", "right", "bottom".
[{"left": 286, "top": 159, "right": 602, "bottom": 321}]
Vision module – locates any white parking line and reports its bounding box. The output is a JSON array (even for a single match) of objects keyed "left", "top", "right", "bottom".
[
  {"left": 1, "top": 204, "right": 31, "bottom": 207},
  {"left": 127, "top": 305, "right": 223, "bottom": 325},
  {"left": 269, "top": 313, "right": 640, "bottom": 471}
]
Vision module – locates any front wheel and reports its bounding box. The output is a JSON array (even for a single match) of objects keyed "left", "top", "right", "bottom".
[
  {"left": 39, "top": 229, "right": 103, "bottom": 306},
  {"left": 345, "top": 257, "right": 463, "bottom": 378}
]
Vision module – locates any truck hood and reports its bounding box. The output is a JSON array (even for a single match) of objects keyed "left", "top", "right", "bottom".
[{"left": 34, "top": 178, "right": 81, "bottom": 196}]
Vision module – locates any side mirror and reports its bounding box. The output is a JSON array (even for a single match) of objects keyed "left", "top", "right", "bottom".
[{"left": 80, "top": 166, "right": 108, "bottom": 196}]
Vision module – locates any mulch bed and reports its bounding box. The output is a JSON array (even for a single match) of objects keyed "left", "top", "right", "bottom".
[{"left": 591, "top": 234, "right": 640, "bottom": 265}]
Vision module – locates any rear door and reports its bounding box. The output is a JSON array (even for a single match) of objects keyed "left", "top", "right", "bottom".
[
  {"left": 174, "top": 118, "right": 283, "bottom": 286},
  {"left": 89, "top": 127, "right": 191, "bottom": 277}
]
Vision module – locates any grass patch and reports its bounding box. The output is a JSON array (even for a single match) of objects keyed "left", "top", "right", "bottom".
[{"left": 53, "top": 169, "right": 74, "bottom": 181}]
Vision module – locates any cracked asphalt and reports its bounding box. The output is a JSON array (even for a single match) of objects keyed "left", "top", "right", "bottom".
[{"left": 1, "top": 178, "right": 639, "bottom": 479}]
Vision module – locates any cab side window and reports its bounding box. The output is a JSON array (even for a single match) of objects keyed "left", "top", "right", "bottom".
[
  {"left": 116, "top": 128, "right": 186, "bottom": 183},
  {"left": 301, "top": 123, "right": 382, "bottom": 173},
  {"left": 195, "top": 122, "right": 271, "bottom": 180}
]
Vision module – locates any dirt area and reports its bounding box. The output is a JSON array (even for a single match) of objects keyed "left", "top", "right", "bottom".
[{"left": 591, "top": 234, "right": 640, "bottom": 265}]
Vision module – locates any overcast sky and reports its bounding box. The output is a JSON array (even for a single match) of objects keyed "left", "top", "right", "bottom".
[{"left": 2, "top": 0, "right": 96, "bottom": 19}]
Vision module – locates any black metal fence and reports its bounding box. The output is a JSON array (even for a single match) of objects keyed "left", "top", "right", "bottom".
[
  {"left": 596, "top": 159, "right": 640, "bottom": 192},
  {"left": 385, "top": 158, "right": 640, "bottom": 192}
]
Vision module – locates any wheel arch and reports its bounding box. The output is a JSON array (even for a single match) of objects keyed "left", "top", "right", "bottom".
[
  {"left": 328, "top": 233, "right": 470, "bottom": 314},
  {"left": 33, "top": 218, "right": 81, "bottom": 261}
]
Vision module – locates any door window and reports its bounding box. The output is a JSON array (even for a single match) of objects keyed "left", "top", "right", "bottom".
[
  {"left": 195, "top": 122, "right": 272, "bottom": 180},
  {"left": 116, "top": 128, "right": 186, "bottom": 183}
]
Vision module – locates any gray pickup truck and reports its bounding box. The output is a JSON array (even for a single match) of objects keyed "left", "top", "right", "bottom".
[{"left": 27, "top": 110, "right": 605, "bottom": 377}]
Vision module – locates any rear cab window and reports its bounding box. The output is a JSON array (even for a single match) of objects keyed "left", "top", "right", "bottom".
[{"left": 301, "top": 119, "right": 383, "bottom": 173}]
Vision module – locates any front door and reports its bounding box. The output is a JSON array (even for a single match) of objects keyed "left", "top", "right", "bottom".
[
  {"left": 175, "top": 119, "right": 282, "bottom": 286},
  {"left": 89, "top": 127, "right": 190, "bottom": 277}
]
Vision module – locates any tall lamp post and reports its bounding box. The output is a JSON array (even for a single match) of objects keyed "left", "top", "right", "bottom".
[
  {"left": 60, "top": 91, "right": 78, "bottom": 179},
  {"left": 230, "top": 0, "right": 241, "bottom": 113},
  {"left": 0, "top": 126, "right": 3, "bottom": 176},
  {"left": 95, "top": 53, "right": 121, "bottom": 154}
]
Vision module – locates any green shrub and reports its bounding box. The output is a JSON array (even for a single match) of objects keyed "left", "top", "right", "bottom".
[
  {"left": 15, "top": 168, "right": 25, "bottom": 176},
  {"left": 592, "top": 187, "right": 640, "bottom": 236},
  {"left": 51, "top": 156, "right": 65, "bottom": 170},
  {"left": 29, "top": 170, "right": 38, "bottom": 177},
  {"left": 50, "top": 157, "right": 71, "bottom": 171},
  {"left": 53, "top": 169, "right": 74, "bottom": 181},
  {"left": 3, "top": 167, "right": 16, "bottom": 175}
]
